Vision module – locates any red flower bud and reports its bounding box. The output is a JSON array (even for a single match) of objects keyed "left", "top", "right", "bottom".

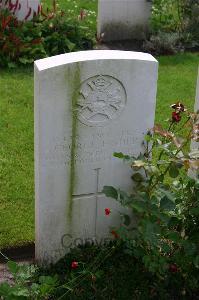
[
  {"left": 172, "top": 112, "right": 181, "bottom": 123},
  {"left": 105, "top": 208, "right": 111, "bottom": 216},
  {"left": 71, "top": 261, "right": 78, "bottom": 269},
  {"left": 169, "top": 263, "right": 178, "bottom": 273}
]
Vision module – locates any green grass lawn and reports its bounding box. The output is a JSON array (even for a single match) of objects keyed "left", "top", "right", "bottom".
[{"left": 0, "top": 53, "right": 198, "bottom": 249}]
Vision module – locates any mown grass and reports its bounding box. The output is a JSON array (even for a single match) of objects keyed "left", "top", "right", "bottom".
[
  {"left": 0, "top": 53, "right": 198, "bottom": 249},
  {"left": 156, "top": 53, "right": 199, "bottom": 126},
  {"left": 0, "top": 66, "right": 34, "bottom": 248}
]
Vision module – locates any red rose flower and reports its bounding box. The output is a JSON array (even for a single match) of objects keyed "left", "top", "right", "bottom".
[
  {"left": 105, "top": 208, "right": 111, "bottom": 216},
  {"left": 71, "top": 261, "right": 78, "bottom": 269},
  {"left": 169, "top": 263, "right": 178, "bottom": 273},
  {"left": 172, "top": 112, "right": 181, "bottom": 123}
]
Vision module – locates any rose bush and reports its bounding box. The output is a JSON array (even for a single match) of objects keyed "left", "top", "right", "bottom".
[{"left": 103, "top": 102, "right": 199, "bottom": 295}]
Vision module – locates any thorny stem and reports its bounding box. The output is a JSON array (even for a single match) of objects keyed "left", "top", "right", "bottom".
[
  {"left": 157, "top": 121, "right": 175, "bottom": 163},
  {"left": 149, "top": 129, "right": 192, "bottom": 193}
]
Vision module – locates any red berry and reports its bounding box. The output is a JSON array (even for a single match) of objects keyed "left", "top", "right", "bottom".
[
  {"left": 169, "top": 263, "right": 178, "bottom": 273},
  {"left": 105, "top": 208, "right": 111, "bottom": 216},
  {"left": 71, "top": 261, "right": 78, "bottom": 269}
]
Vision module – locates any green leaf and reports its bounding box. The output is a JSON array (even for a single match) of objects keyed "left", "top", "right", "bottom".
[
  {"left": 114, "top": 152, "right": 124, "bottom": 158},
  {"left": 190, "top": 207, "right": 199, "bottom": 215},
  {"left": 160, "top": 196, "right": 175, "bottom": 211},
  {"left": 182, "top": 241, "right": 197, "bottom": 256},
  {"left": 131, "top": 201, "right": 147, "bottom": 213},
  {"left": 161, "top": 242, "right": 171, "bottom": 253},
  {"left": 7, "top": 62, "right": 16, "bottom": 68},
  {"left": 131, "top": 172, "right": 144, "bottom": 182},
  {"left": 167, "top": 231, "right": 181, "bottom": 243},
  {"left": 12, "top": 287, "right": 29, "bottom": 297},
  {"left": 169, "top": 163, "right": 179, "bottom": 178},
  {"left": 158, "top": 187, "right": 176, "bottom": 202},
  {"left": 118, "top": 190, "right": 132, "bottom": 206},
  {"left": 144, "top": 134, "right": 152, "bottom": 142},
  {"left": 39, "top": 275, "right": 58, "bottom": 285},
  {"left": 19, "top": 57, "right": 34, "bottom": 64},
  {"left": 102, "top": 186, "right": 118, "bottom": 199},
  {"left": 113, "top": 152, "right": 130, "bottom": 160},
  {"left": 64, "top": 38, "right": 76, "bottom": 52},
  {"left": 7, "top": 260, "right": 19, "bottom": 275},
  {"left": 122, "top": 214, "right": 131, "bottom": 226},
  {"left": 193, "top": 255, "right": 199, "bottom": 268},
  {"left": 0, "top": 283, "right": 12, "bottom": 297}
]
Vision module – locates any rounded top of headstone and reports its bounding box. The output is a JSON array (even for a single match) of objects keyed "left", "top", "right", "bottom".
[{"left": 34, "top": 50, "right": 157, "bottom": 72}]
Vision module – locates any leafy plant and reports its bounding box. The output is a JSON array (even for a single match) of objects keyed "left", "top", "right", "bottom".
[
  {"left": 0, "top": 260, "right": 59, "bottom": 299},
  {"left": 0, "top": 0, "right": 93, "bottom": 68},
  {"left": 148, "top": 0, "right": 199, "bottom": 54},
  {"left": 103, "top": 102, "right": 199, "bottom": 294},
  {"left": 0, "top": 8, "right": 45, "bottom": 67},
  {"left": 143, "top": 32, "right": 182, "bottom": 55}
]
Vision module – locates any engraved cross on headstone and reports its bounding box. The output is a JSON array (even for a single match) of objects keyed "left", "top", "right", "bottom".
[{"left": 72, "top": 168, "right": 102, "bottom": 237}]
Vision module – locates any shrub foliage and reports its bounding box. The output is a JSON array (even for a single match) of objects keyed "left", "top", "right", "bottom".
[{"left": 0, "top": 2, "right": 93, "bottom": 67}]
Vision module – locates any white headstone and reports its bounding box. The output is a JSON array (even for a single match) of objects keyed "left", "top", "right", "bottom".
[
  {"left": 0, "top": 0, "right": 40, "bottom": 20},
  {"left": 97, "top": 0, "right": 152, "bottom": 41},
  {"left": 194, "top": 68, "right": 199, "bottom": 113},
  {"left": 34, "top": 50, "right": 158, "bottom": 264},
  {"left": 190, "top": 68, "right": 199, "bottom": 154}
]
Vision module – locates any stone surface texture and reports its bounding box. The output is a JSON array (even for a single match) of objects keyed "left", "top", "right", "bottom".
[
  {"left": 194, "top": 68, "right": 199, "bottom": 112},
  {"left": 34, "top": 50, "right": 158, "bottom": 264},
  {"left": 98, "top": 0, "right": 152, "bottom": 41},
  {"left": 191, "top": 68, "right": 199, "bottom": 150}
]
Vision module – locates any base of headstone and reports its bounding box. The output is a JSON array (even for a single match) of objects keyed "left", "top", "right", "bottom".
[
  {"left": 95, "top": 40, "right": 144, "bottom": 52},
  {"left": 98, "top": 0, "right": 152, "bottom": 42}
]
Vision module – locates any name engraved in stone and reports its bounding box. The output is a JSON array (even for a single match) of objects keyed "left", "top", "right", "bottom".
[{"left": 43, "top": 130, "right": 142, "bottom": 166}]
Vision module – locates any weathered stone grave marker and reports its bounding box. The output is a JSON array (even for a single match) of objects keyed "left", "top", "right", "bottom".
[
  {"left": 194, "top": 68, "right": 199, "bottom": 114},
  {"left": 34, "top": 50, "right": 158, "bottom": 264},
  {"left": 189, "top": 67, "right": 199, "bottom": 178},
  {"left": 0, "top": 0, "right": 40, "bottom": 20},
  {"left": 97, "top": 0, "right": 152, "bottom": 41}
]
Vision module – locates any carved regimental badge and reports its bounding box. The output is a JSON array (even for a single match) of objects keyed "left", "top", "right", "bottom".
[{"left": 77, "top": 75, "right": 126, "bottom": 126}]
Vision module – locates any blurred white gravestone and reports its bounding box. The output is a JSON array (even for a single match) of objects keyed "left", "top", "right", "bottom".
[
  {"left": 194, "top": 68, "right": 199, "bottom": 114},
  {"left": 97, "top": 0, "right": 152, "bottom": 41},
  {"left": 190, "top": 68, "right": 199, "bottom": 177},
  {"left": 0, "top": 0, "right": 40, "bottom": 20},
  {"left": 34, "top": 50, "right": 158, "bottom": 264}
]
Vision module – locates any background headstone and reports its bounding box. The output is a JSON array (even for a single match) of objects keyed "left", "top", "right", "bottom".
[
  {"left": 0, "top": 0, "right": 40, "bottom": 20},
  {"left": 189, "top": 67, "right": 199, "bottom": 178},
  {"left": 34, "top": 50, "right": 158, "bottom": 264},
  {"left": 97, "top": 0, "right": 152, "bottom": 41},
  {"left": 194, "top": 68, "right": 199, "bottom": 114}
]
